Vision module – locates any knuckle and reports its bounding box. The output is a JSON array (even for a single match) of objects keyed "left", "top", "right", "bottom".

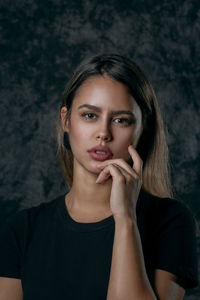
[
  {"left": 135, "top": 173, "right": 140, "bottom": 180},
  {"left": 117, "top": 176, "right": 125, "bottom": 183},
  {"left": 126, "top": 175, "right": 132, "bottom": 183}
]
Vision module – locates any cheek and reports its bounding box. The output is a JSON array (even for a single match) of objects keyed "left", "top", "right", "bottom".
[
  {"left": 112, "top": 129, "right": 131, "bottom": 156},
  {"left": 68, "top": 117, "right": 90, "bottom": 148}
]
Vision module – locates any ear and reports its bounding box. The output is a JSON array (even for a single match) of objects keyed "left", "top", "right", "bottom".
[{"left": 60, "top": 106, "right": 70, "bottom": 132}]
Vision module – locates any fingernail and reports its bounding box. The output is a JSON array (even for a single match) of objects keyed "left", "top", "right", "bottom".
[
  {"left": 96, "top": 173, "right": 102, "bottom": 183},
  {"left": 96, "top": 176, "right": 102, "bottom": 183},
  {"left": 96, "top": 172, "right": 110, "bottom": 183}
]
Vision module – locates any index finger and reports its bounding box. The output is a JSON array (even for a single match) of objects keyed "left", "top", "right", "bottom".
[{"left": 128, "top": 145, "right": 143, "bottom": 174}]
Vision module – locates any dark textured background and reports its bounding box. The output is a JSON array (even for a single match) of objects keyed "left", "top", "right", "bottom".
[{"left": 0, "top": 0, "right": 199, "bottom": 297}]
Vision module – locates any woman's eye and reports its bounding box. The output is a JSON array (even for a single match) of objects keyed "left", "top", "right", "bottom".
[
  {"left": 114, "top": 118, "right": 132, "bottom": 125},
  {"left": 81, "top": 113, "right": 132, "bottom": 126},
  {"left": 81, "top": 112, "right": 97, "bottom": 120}
]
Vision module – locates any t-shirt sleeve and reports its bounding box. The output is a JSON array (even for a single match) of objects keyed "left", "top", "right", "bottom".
[
  {"left": 0, "top": 210, "right": 28, "bottom": 279},
  {"left": 153, "top": 199, "right": 199, "bottom": 289}
]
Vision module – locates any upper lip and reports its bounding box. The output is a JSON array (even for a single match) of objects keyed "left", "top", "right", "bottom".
[{"left": 88, "top": 145, "right": 113, "bottom": 156}]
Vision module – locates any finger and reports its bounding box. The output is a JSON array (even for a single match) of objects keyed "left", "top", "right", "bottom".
[
  {"left": 97, "top": 158, "right": 140, "bottom": 179},
  {"left": 127, "top": 145, "right": 143, "bottom": 174},
  {"left": 96, "top": 163, "right": 132, "bottom": 184}
]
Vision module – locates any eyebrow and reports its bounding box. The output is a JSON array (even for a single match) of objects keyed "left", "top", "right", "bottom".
[{"left": 78, "top": 104, "right": 136, "bottom": 119}]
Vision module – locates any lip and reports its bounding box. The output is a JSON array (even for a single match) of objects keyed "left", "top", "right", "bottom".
[{"left": 88, "top": 145, "right": 113, "bottom": 161}]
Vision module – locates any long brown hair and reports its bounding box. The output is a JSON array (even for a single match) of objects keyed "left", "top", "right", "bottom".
[{"left": 56, "top": 54, "right": 175, "bottom": 199}]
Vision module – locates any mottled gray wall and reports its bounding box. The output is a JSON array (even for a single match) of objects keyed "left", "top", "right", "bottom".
[{"left": 0, "top": 0, "right": 199, "bottom": 297}]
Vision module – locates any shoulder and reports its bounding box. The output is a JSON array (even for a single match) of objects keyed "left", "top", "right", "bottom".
[
  {"left": 1, "top": 194, "right": 65, "bottom": 236},
  {"left": 137, "top": 188, "right": 197, "bottom": 231}
]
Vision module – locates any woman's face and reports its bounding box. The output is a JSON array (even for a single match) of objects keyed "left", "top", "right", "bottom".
[{"left": 61, "top": 75, "right": 143, "bottom": 173}]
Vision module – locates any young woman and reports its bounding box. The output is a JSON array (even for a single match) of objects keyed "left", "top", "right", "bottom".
[{"left": 0, "top": 54, "right": 198, "bottom": 299}]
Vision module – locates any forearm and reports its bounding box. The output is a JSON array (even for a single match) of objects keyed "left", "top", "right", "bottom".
[{"left": 106, "top": 216, "right": 157, "bottom": 300}]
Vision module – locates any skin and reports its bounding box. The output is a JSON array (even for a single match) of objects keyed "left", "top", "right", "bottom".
[{"left": 60, "top": 74, "right": 143, "bottom": 220}]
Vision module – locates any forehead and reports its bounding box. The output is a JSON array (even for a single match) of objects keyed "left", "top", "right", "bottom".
[{"left": 72, "top": 75, "right": 137, "bottom": 110}]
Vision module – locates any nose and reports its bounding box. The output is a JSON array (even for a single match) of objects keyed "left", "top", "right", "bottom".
[
  {"left": 97, "top": 134, "right": 111, "bottom": 143},
  {"left": 96, "top": 120, "right": 112, "bottom": 143}
]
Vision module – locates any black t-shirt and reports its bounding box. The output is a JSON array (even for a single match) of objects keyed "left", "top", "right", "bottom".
[{"left": 0, "top": 189, "right": 198, "bottom": 299}]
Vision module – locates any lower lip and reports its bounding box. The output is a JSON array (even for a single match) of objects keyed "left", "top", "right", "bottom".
[{"left": 88, "top": 151, "right": 113, "bottom": 161}]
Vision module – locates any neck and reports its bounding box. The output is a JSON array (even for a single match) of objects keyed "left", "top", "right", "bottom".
[{"left": 65, "top": 160, "right": 112, "bottom": 216}]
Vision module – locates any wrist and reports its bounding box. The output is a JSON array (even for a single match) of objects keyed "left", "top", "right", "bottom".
[{"left": 114, "top": 213, "right": 137, "bottom": 227}]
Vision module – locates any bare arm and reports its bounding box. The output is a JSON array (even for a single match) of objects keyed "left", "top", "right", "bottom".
[
  {"left": 153, "top": 270, "right": 185, "bottom": 300},
  {"left": 106, "top": 217, "right": 156, "bottom": 300},
  {"left": 0, "top": 277, "right": 23, "bottom": 300},
  {"left": 106, "top": 217, "right": 185, "bottom": 300}
]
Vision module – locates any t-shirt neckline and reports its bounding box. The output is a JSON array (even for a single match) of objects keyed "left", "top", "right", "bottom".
[
  {"left": 58, "top": 194, "right": 115, "bottom": 232},
  {"left": 58, "top": 188, "right": 145, "bottom": 232}
]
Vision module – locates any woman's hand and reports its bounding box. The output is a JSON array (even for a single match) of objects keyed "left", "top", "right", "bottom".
[{"left": 96, "top": 145, "right": 143, "bottom": 222}]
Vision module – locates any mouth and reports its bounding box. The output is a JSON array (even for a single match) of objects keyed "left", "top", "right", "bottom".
[
  {"left": 88, "top": 151, "right": 113, "bottom": 161},
  {"left": 88, "top": 145, "right": 113, "bottom": 161}
]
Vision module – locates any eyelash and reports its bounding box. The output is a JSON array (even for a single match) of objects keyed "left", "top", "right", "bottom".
[{"left": 80, "top": 112, "right": 133, "bottom": 126}]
